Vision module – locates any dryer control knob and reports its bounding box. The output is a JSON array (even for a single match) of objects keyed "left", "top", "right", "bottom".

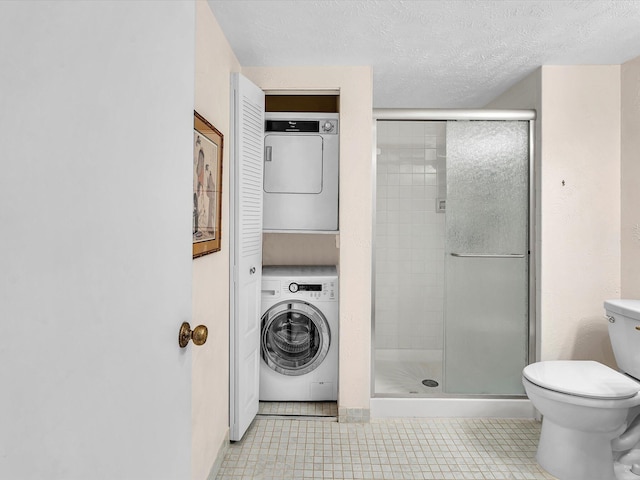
[
  {"left": 322, "top": 121, "right": 334, "bottom": 132},
  {"left": 289, "top": 282, "right": 299, "bottom": 293}
]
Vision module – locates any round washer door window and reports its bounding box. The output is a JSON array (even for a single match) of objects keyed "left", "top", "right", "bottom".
[{"left": 261, "top": 300, "right": 331, "bottom": 376}]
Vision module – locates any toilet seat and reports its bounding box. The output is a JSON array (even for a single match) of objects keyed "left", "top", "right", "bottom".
[{"left": 523, "top": 361, "right": 640, "bottom": 400}]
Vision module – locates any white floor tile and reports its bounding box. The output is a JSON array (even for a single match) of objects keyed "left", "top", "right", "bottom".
[{"left": 216, "top": 417, "right": 557, "bottom": 480}]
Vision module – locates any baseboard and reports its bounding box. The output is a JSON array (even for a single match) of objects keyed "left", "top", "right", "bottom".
[
  {"left": 206, "top": 430, "right": 229, "bottom": 480},
  {"left": 338, "top": 407, "right": 370, "bottom": 423}
]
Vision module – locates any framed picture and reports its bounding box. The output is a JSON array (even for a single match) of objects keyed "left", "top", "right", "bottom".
[{"left": 193, "top": 111, "right": 223, "bottom": 258}]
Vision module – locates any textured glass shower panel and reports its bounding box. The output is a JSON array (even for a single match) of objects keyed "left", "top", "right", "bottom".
[{"left": 444, "top": 121, "right": 529, "bottom": 395}]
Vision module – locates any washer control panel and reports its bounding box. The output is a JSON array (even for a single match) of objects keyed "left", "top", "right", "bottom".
[
  {"left": 262, "top": 278, "right": 337, "bottom": 301},
  {"left": 287, "top": 280, "right": 336, "bottom": 300},
  {"left": 288, "top": 282, "right": 322, "bottom": 293}
]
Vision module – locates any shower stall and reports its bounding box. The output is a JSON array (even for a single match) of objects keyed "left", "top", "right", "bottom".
[{"left": 372, "top": 110, "right": 536, "bottom": 414}]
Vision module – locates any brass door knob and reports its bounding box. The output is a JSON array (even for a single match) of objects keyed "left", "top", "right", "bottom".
[{"left": 179, "top": 322, "right": 208, "bottom": 348}]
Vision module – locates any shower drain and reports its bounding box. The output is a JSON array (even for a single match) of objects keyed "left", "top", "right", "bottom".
[{"left": 422, "top": 379, "right": 439, "bottom": 388}]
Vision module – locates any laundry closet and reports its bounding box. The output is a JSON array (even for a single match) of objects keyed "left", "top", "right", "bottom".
[{"left": 229, "top": 81, "right": 344, "bottom": 441}]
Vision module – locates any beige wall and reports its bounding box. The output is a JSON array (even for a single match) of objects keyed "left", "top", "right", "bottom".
[
  {"left": 540, "top": 66, "right": 620, "bottom": 365},
  {"left": 243, "top": 67, "right": 374, "bottom": 413},
  {"left": 487, "top": 66, "right": 621, "bottom": 367},
  {"left": 262, "top": 233, "right": 339, "bottom": 266},
  {"left": 621, "top": 55, "right": 640, "bottom": 298},
  {"left": 192, "top": 2, "right": 240, "bottom": 479}
]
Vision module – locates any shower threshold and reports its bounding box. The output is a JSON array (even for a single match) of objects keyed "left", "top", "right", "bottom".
[{"left": 371, "top": 397, "right": 535, "bottom": 419}]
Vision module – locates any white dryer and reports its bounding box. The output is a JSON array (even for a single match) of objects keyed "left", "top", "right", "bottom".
[
  {"left": 263, "top": 112, "right": 339, "bottom": 232},
  {"left": 260, "top": 266, "right": 339, "bottom": 401}
]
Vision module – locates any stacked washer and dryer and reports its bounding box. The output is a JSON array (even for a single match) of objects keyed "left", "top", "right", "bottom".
[{"left": 259, "top": 112, "right": 340, "bottom": 402}]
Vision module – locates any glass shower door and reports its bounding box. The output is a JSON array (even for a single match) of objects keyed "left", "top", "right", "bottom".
[{"left": 444, "top": 121, "right": 529, "bottom": 395}]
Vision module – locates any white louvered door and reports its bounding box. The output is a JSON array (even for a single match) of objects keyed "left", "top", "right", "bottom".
[{"left": 229, "top": 73, "right": 265, "bottom": 441}]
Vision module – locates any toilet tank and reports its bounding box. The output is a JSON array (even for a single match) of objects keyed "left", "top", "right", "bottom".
[{"left": 605, "top": 299, "right": 640, "bottom": 380}]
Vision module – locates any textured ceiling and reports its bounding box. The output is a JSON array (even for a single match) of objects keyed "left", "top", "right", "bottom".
[{"left": 207, "top": 0, "right": 640, "bottom": 108}]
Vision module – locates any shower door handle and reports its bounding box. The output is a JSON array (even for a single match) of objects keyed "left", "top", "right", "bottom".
[{"left": 450, "top": 253, "right": 526, "bottom": 258}]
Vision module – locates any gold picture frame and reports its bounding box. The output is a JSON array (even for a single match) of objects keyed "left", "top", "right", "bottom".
[{"left": 193, "top": 111, "right": 223, "bottom": 258}]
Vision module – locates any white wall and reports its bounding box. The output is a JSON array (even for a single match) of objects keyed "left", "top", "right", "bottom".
[
  {"left": 487, "top": 66, "right": 621, "bottom": 366},
  {"left": 0, "top": 1, "right": 195, "bottom": 478},
  {"left": 192, "top": 2, "right": 240, "bottom": 479},
  {"left": 621, "top": 55, "right": 640, "bottom": 299},
  {"left": 242, "top": 67, "right": 373, "bottom": 415}
]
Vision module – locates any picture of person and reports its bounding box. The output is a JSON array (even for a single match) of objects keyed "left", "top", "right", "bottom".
[
  {"left": 193, "top": 130, "right": 218, "bottom": 243},
  {"left": 206, "top": 164, "right": 216, "bottom": 235},
  {"left": 193, "top": 136, "right": 205, "bottom": 239},
  {"left": 193, "top": 112, "right": 223, "bottom": 257}
]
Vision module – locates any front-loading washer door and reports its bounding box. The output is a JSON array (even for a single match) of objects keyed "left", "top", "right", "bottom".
[{"left": 261, "top": 300, "right": 331, "bottom": 376}]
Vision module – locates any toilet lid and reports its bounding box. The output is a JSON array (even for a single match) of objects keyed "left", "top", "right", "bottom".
[{"left": 523, "top": 361, "right": 640, "bottom": 399}]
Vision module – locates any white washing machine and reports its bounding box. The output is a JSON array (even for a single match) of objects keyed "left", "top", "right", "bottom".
[{"left": 260, "top": 266, "right": 339, "bottom": 401}]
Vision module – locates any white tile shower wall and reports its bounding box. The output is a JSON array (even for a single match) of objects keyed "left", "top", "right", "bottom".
[{"left": 375, "top": 121, "right": 446, "bottom": 350}]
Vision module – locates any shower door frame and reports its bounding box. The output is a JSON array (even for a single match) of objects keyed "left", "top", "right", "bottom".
[{"left": 371, "top": 109, "right": 537, "bottom": 398}]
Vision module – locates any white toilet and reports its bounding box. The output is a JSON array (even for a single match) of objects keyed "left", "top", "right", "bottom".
[{"left": 522, "top": 299, "right": 640, "bottom": 480}]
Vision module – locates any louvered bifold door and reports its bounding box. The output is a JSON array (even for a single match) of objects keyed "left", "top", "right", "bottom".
[{"left": 229, "top": 73, "right": 265, "bottom": 441}]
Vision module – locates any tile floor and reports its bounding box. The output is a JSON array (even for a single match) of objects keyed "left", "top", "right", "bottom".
[{"left": 216, "top": 416, "right": 557, "bottom": 480}]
